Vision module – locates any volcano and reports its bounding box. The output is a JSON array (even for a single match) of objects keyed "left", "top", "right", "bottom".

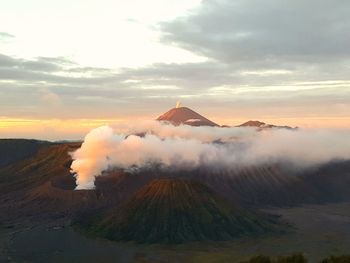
[
  {"left": 157, "top": 106, "right": 219, "bottom": 127},
  {"left": 76, "top": 178, "right": 284, "bottom": 243},
  {"left": 238, "top": 120, "right": 296, "bottom": 130}
]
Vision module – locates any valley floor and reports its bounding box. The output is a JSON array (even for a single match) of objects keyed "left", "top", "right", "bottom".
[{"left": 2, "top": 202, "right": 350, "bottom": 263}]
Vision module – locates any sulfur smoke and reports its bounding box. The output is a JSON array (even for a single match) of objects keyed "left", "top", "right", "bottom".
[{"left": 70, "top": 121, "right": 350, "bottom": 190}]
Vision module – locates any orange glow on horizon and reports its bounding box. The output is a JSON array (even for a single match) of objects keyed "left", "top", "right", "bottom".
[
  {"left": 0, "top": 118, "right": 126, "bottom": 140},
  {"left": 0, "top": 116, "right": 349, "bottom": 141}
]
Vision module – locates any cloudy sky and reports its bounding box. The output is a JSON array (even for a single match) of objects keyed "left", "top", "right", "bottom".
[{"left": 1, "top": 0, "right": 350, "bottom": 139}]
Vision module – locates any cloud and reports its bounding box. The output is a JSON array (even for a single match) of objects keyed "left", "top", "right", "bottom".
[
  {"left": 70, "top": 122, "right": 350, "bottom": 189},
  {"left": 3, "top": 2, "right": 350, "bottom": 125},
  {"left": 0, "top": 32, "right": 15, "bottom": 41},
  {"left": 0, "top": 47, "right": 349, "bottom": 124},
  {"left": 152, "top": 0, "right": 350, "bottom": 94},
  {"left": 0, "top": 53, "right": 117, "bottom": 81},
  {"left": 39, "top": 88, "right": 62, "bottom": 106},
  {"left": 160, "top": 0, "right": 350, "bottom": 64}
]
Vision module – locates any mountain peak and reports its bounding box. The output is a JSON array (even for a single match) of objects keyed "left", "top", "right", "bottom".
[
  {"left": 156, "top": 106, "right": 219, "bottom": 127},
  {"left": 239, "top": 120, "right": 266, "bottom": 127},
  {"left": 238, "top": 120, "right": 297, "bottom": 130}
]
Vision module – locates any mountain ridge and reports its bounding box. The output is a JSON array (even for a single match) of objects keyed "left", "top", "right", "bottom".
[{"left": 238, "top": 120, "right": 297, "bottom": 130}]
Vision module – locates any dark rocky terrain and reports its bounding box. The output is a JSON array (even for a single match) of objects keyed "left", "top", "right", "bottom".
[
  {"left": 0, "top": 139, "right": 51, "bottom": 167},
  {"left": 75, "top": 178, "right": 285, "bottom": 243},
  {"left": 1, "top": 138, "right": 350, "bottom": 262},
  {"left": 1, "top": 139, "right": 350, "bottom": 227}
]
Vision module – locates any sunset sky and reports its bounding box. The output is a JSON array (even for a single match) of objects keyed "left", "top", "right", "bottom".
[{"left": 1, "top": 0, "right": 350, "bottom": 140}]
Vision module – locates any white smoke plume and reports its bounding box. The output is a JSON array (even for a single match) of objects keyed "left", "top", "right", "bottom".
[{"left": 70, "top": 121, "right": 350, "bottom": 190}]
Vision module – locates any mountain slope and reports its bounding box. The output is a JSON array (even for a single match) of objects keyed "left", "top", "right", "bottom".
[
  {"left": 157, "top": 106, "right": 219, "bottom": 126},
  {"left": 0, "top": 139, "right": 51, "bottom": 167},
  {"left": 0, "top": 141, "right": 80, "bottom": 193},
  {"left": 238, "top": 120, "right": 296, "bottom": 130},
  {"left": 77, "top": 178, "right": 284, "bottom": 243},
  {"left": 1, "top": 139, "right": 350, "bottom": 231}
]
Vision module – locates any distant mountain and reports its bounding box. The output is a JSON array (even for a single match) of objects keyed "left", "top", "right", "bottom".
[
  {"left": 238, "top": 120, "right": 297, "bottom": 130},
  {"left": 156, "top": 105, "right": 296, "bottom": 129},
  {"left": 76, "top": 178, "right": 284, "bottom": 243},
  {"left": 157, "top": 106, "right": 219, "bottom": 127}
]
